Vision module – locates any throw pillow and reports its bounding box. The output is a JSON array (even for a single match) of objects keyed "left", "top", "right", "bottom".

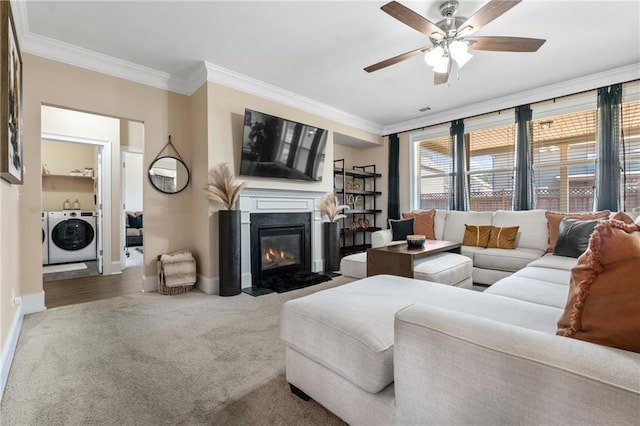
[
  {"left": 462, "top": 225, "right": 492, "bottom": 247},
  {"left": 557, "top": 220, "right": 640, "bottom": 353},
  {"left": 487, "top": 226, "right": 519, "bottom": 249},
  {"left": 389, "top": 218, "right": 414, "bottom": 241},
  {"left": 554, "top": 217, "right": 600, "bottom": 258},
  {"left": 611, "top": 211, "right": 635, "bottom": 224},
  {"left": 128, "top": 213, "right": 143, "bottom": 229},
  {"left": 402, "top": 210, "right": 436, "bottom": 240},
  {"left": 545, "top": 211, "right": 610, "bottom": 253}
]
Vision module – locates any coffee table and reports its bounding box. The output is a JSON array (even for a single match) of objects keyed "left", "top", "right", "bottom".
[{"left": 366, "top": 240, "right": 462, "bottom": 278}]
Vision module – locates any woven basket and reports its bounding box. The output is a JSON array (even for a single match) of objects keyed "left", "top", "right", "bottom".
[{"left": 157, "top": 255, "right": 195, "bottom": 295}]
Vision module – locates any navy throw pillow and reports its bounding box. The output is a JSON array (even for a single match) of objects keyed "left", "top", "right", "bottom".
[
  {"left": 554, "top": 217, "right": 600, "bottom": 258},
  {"left": 128, "top": 214, "right": 143, "bottom": 229},
  {"left": 389, "top": 218, "right": 414, "bottom": 241}
]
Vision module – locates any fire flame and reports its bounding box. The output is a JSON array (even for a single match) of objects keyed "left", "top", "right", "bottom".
[{"left": 262, "top": 247, "right": 296, "bottom": 268}]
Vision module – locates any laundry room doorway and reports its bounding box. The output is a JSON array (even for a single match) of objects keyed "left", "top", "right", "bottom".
[
  {"left": 40, "top": 106, "right": 143, "bottom": 308},
  {"left": 42, "top": 136, "right": 107, "bottom": 280}
]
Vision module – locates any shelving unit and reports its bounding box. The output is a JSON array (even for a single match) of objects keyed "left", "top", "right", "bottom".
[{"left": 333, "top": 159, "right": 382, "bottom": 256}]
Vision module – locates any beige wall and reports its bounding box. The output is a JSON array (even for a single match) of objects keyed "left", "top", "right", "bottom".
[
  {"left": 42, "top": 140, "right": 97, "bottom": 212},
  {"left": 0, "top": 179, "right": 20, "bottom": 357}
]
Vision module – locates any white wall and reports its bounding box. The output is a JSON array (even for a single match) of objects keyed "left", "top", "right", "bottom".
[{"left": 123, "top": 151, "right": 143, "bottom": 212}]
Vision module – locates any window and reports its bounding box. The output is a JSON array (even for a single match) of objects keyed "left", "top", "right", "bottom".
[
  {"left": 467, "top": 123, "right": 515, "bottom": 211},
  {"left": 416, "top": 134, "right": 451, "bottom": 210},
  {"left": 621, "top": 92, "right": 640, "bottom": 211},
  {"left": 532, "top": 92, "right": 597, "bottom": 212}
]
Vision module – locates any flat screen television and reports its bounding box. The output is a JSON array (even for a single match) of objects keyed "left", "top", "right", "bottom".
[{"left": 240, "top": 108, "right": 328, "bottom": 181}]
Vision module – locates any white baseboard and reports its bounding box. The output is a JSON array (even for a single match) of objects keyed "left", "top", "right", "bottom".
[
  {"left": 22, "top": 291, "right": 46, "bottom": 314},
  {"left": 196, "top": 274, "right": 218, "bottom": 295},
  {"left": 142, "top": 274, "right": 158, "bottom": 292},
  {"left": 103, "top": 260, "right": 123, "bottom": 276},
  {"left": 0, "top": 305, "right": 23, "bottom": 400}
]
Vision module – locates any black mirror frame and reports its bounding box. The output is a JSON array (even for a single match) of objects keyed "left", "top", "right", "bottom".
[{"left": 148, "top": 155, "right": 190, "bottom": 194}]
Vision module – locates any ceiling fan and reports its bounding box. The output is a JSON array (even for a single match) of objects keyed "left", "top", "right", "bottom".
[{"left": 365, "top": 0, "right": 546, "bottom": 85}]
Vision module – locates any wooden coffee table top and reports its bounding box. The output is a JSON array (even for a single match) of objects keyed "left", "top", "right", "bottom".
[
  {"left": 369, "top": 240, "right": 461, "bottom": 257},
  {"left": 366, "top": 240, "right": 462, "bottom": 278}
]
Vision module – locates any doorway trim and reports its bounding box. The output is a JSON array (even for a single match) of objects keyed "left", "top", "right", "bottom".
[{"left": 41, "top": 132, "right": 119, "bottom": 275}]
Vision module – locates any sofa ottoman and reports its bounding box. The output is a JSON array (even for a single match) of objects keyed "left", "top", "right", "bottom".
[{"left": 340, "top": 251, "right": 472, "bottom": 288}]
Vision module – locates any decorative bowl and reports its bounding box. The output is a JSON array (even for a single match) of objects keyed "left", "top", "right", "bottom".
[{"left": 406, "top": 234, "right": 426, "bottom": 248}]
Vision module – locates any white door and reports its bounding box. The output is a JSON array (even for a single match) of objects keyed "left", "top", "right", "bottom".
[{"left": 96, "top": 146, "right": 103, "bottom": 274}]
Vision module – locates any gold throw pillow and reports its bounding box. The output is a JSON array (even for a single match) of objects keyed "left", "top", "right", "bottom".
[
  {"left": 462, "top": 224, "right": 492, "bottom": 247},
  {"left": 487, "top": 226, "right": 519, "bottom": 249}
]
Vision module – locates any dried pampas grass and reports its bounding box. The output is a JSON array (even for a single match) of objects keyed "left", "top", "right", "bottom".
[
  {"left": 205, "top": 163, "right": 247, "bottom": 210},
  {"left": 320, "top": 193, "right": 350, "bottom": 222}
]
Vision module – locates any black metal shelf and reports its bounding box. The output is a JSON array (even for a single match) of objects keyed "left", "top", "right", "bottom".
[
  {"left": 341, "top": 227, "right": 381, "bottom": 236},
  {"left": 334, "top": 159, "right": 381, "bottom": 257},
  {"left": 340, "top": 189, "right": 381, "bottom": 196},
  {"left": 333, "top": 167, "right": 381, "bottom": 179},
  {"left": 344, "top": 209, "right": 382, "bottom": 214}
]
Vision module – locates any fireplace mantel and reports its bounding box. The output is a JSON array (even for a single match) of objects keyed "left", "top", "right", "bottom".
[{"left": 239, "top": 189, "right": 325, "bottom": 289}]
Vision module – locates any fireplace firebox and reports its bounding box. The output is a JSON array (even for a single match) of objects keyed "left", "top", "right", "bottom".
[{"left": 250, "top": 212, "right": 312, "bottom": 289}]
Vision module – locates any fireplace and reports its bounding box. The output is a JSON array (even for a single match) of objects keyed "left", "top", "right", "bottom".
[{"left": 250, "top": 212, "right": 312, "bottom": 289}]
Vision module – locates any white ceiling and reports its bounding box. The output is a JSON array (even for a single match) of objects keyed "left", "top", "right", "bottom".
[{"left": 17, "top": 1, "right": 640, "bottom": 135}]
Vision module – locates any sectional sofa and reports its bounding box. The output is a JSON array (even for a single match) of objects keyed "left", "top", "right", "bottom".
[{"left": 280, "top": 209, "right": 640, "bottom": 425}]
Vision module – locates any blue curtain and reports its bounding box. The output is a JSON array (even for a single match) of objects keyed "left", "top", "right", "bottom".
[
  {"left": 594, "top": 84, "right": 622, "bottom": 211},
  {"left": 388, "top": 133, "right": 400, "bottom": 220},
  {"left": 450, "top": 120, "right": 469, "bottom": 211},
  {"left": 512, "top": 105, "right": 535, "bottom": 210}
]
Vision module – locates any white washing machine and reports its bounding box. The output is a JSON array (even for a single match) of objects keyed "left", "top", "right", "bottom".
[
  {"left": 42, "top": 212, "right": 49, "bottom": 265},
  {"left": 48, "top": 211, "right": 97, "bottom": 264}
]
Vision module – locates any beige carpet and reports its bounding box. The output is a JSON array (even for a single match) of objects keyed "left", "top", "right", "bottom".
[{"left": 1, "top": 277, "right": 355, "bottom": 425}]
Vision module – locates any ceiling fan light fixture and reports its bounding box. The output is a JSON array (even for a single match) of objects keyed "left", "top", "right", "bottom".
[
  {"left": 424, "top": 45, "right": 444, "bottom": 66},
  {"left": 433, "top": 55, "right": 449, "bottom": 74}
]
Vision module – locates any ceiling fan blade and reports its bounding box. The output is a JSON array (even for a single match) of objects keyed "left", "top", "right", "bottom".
[
  {"left": 364, "top": 46, "right": 429, "bottom": 73},
  {"left": 469, "top": 36, "right": 546, "bottom": 52},
  {"left": 381, "top": 1, "right": 445, "bottom": 38},
  {"left": 433, "top": 57, "right": 451, "bottom": 85},
  {"left": 456, "top": 0, "right": 521, "bottom": 36}
]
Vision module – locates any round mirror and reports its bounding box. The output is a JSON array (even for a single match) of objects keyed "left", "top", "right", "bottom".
[{"left": 148, "top": 156, "right": 190, "bottom": 194}]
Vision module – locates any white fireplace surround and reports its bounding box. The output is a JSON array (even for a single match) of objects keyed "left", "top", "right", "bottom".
[{"left": 239, "top": 189, "right": 326, "bottom": 289}]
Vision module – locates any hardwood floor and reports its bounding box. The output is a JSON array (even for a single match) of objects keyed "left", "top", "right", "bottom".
[{"left": 44, "top": 266, "right": 143, "bottom": 309}]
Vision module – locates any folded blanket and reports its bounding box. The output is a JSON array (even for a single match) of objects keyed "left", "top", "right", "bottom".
[
  {"left": 163, "top": 261, "right": 195, "bottom": 278},
  {"left": 164, "top": 272, "right": 196, "bottom": 288},
  {"left": 160, "top": 251, "right": 194, "bottom": 264}
]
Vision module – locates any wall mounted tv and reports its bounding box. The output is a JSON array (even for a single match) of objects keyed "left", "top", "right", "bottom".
[{"left": 240, "top": 108, "right": 328, "bottom": 182}]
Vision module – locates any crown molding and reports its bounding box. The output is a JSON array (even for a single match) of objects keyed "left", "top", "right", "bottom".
[
  {"left": 202, "top": 62, "right": 383, "bottom": 135},
  {"left": 382, "top": 63, "right": 640, "bottom": 135}
]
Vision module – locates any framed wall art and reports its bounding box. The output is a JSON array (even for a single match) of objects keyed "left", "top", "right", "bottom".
[{"left": 1, "top": 1, "right": 23, "bottom": 184}]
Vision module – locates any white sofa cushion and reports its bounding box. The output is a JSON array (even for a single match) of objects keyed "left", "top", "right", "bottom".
[
  {"left": 527, "top": 253, "right": 577, "bottom": 271},
  {"left": 485, "top": 276, "right": 570, "bottom": 309},
  {"left": 460, "top": 245, "right": 485, "bottom": 262},
  {"left": 492, "top": 210, "right": 549, "bottom": 251},
  {"left": 339, "top": 252, "right": 367, "bottom": 278},
  {"left": 413, "top": 252, "right": 472, "bottom": 286},
  {"left": 434, "top": 209, "right": 448, "bottom": 240},
  {"left": 371, "top": 229, "right": 392, "bottom": 248},
  {"left": 511, "top": 265, "right": 571, "bottom": 286},
  {"left": 473, "top": 247, "right": 544, "bottom": 272},
  {"left": 280, "top": 275, "right": 564, "bottom": 394},
  {"left": 443, "top": 211, "right": 494, "bottom": 243}
]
